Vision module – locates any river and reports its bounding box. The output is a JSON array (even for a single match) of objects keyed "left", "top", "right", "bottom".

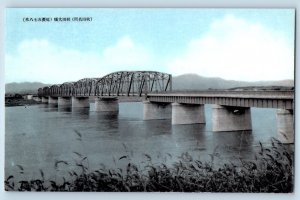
[{"left": 5, "top": 102, "right": 278, "bottom": 181}]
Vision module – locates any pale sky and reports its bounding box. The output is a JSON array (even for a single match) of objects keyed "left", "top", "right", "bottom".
[{"left": 5, "top": 8, "right": 295, "bottom": 84}]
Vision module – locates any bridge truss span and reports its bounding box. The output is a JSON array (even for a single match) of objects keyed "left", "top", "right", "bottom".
[
  {"left": 94, "top": 71, "right": 171, "bottom": 97},
  {"left": 38, "top": 71, "right": 172, "bottom": 97}
]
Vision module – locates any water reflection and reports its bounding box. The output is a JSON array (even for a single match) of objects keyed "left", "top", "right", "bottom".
[
  {"left": 170, "top": 124, "right": 208, "bottom": 161},
  {"left": 39, "top": 104, "right": 59, "bottom": 112},
  {"left": 97, "top": 112, "right": 118, "bottom": 120},
  {"left": 94, "top": 112, "right": 119, "bottom": 131},
  {"left": 38, "top": 103, "right": 49, "bottom": 110},
  {"left": 58, "top": 106, "right": 72, "bottom": 112},
  {"left": 172, "top": 124, "right": 206, "bottom": 146},
  {"left": 48, "top": 104, "right": 58, "bottom": 108},
  {"left": 143, "top": 119, "right": 172, "bottom": 136},
  {"left": 211, "top": 130, "right": 254, "bottom": 161},
  {"left": 48, "top": 104, "right": 58, "bottom": 112},
  {"left": 71, "top": 107, "right": 90, "bottom": 120}
]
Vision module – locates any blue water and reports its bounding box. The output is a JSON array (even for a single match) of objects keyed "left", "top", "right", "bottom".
[{"left": 5, "top": 103, "right": 278, "bottom": 181}]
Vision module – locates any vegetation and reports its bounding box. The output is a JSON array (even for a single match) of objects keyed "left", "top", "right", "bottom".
[
  {"left": 5, "top": 138, "right": 293, "bottom": 192},
  {"left": 5, "top": 99, "right": 41, "bottom": 107}
]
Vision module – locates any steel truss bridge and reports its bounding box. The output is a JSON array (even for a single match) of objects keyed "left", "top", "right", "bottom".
[
  {"left": 36, "top": 70, "right": 294, "bottom": 143},
  {"left": 38, "top": 71, "right": 172, "bottom": 97}
]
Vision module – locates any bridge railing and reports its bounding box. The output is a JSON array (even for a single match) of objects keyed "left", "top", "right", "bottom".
[
  {"left": 147, "top": 90, "right": 294, "bottom": 99},
  {"left": 146, "top": 90, "right": 294, "bottom": 110}
]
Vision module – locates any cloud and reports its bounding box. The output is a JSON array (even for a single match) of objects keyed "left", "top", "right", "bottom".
[
  {"left": 6, "top": 39, "right": 102, "bottom": 83},
  {"left": 102, "top": 36, "right": 151, "bottom": 68},
  {"left": 5, "top": 36, "right": 152, "bottom": 83},
  {"left": 6, "top": 16, "right": 294, "bottom": 84},
  {"left": 166, "top": 15, "right": 294, "bottom": 81}
]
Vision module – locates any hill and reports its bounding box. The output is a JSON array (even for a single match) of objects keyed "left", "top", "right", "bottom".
[
  {"left": 5, "top": 82, "right": 51, "bottom": 94},
  {"left": 172, "top": 74, "right": 294, "bottom": 90},
  {"left": 5, "top": 74, "right": 294, "bottom": 94}
]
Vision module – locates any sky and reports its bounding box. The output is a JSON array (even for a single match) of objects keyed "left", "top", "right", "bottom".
[{"left": 5, "top": 8, "right": 295, "bottom": 84}]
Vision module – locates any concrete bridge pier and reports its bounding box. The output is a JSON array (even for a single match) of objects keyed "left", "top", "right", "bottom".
[
  {"left": 48, "top": 96, "right": 58, "bottom": 104},
  {"left": 72, "top": 97, "right": 90, "bottom": 108},
  {"left": 58, "top": 97, "right": 72, "bottom": 107},
  {"left": 143, "top": 101, "right": 171, "bottom": 120},
  {"left": 95, "top": 97, "right": 119, "bottom": 112},
  {"left": 172, "top": 103, "right": 205, "bottom": 124},
  {"left": 277, "top": 109, "right": 294, "bottom": 143},
  {"left": 42, "top": 97, "right": 49, "bottom": 103},
  {"left": 212, "top": 105, "right": 252, "bottom": 132}
]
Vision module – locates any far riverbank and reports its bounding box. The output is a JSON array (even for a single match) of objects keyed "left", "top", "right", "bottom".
[{"left": 5, "top": 99, "right": 41, "bottom": 107}]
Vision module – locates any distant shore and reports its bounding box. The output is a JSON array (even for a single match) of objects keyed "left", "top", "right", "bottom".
[{"left": 5, "top": 99, "right": 41, "bottom": 107}]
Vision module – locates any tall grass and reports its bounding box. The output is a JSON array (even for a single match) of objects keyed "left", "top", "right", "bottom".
[{"left": 5, "top": 137, "right": 293, "bottom": 192}]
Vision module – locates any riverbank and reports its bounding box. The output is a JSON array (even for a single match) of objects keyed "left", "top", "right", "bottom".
[
  {"left": 5, "top": 139, "right": 293, "bottom": 192},
  {"left": 5, "top": 99, "right": 41, "bottom": 107}
]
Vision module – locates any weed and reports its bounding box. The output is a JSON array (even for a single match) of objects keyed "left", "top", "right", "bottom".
[{"left": 5, "top": 138, "right": 293, "bottom": 192}]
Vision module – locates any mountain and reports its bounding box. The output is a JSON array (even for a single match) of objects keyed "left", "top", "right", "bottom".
[
  {"left": 5, "top": 82, "right": 51, "bottom": 94},
  {"left": 5, "top": 74, "right": 294, "bottom": 94},
  {"left": 172, "top": 74, "right": 294, "bottom": 91}
]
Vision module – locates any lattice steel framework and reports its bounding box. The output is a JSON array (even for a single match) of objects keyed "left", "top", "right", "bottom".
[
  {"left": 38, "top": 86, "right": 50, "bottom": 97},
  {"left": 60, "top": 82, "right": 75, "bottom": 97},
  {"left": 38, "top": 71, "right": 172, "bottom": 97},
  {"left": 49, "top": 85, "right": 61, "bottom": 96}
]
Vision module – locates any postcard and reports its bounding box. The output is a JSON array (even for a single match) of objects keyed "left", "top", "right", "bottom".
[{"left": 4, "top": 8, "right": 295, "bottom": 192}]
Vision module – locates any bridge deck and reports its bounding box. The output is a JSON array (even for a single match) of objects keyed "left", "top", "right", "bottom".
[
  {"left": 43, "top": 90, "right": 294, "bottom": 110},
  {"left": 146, "top": 90, "right": 294, "bottom": 109}
]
